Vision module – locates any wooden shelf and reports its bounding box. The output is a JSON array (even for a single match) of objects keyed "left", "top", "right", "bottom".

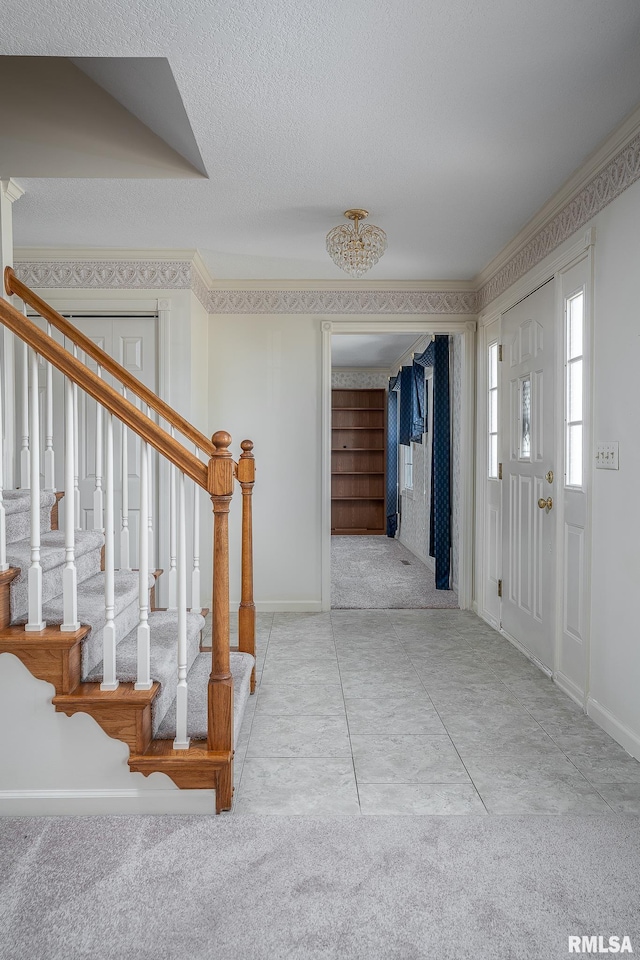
[{"left": 332, "top": 388, "right": 386, "bottom": 535}]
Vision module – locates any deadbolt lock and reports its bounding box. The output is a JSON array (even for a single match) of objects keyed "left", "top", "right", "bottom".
[
  {"left": 538, "top": 497, "right": 553, "bottom": 510},
  {"left": 545, "top": 470, "right": 554, "bottom": 484}
]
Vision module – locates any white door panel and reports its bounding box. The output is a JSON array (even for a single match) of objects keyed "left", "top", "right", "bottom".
[
  {"left": 52, "top": 315, "right": 157, "bottom": 569},
  {"left": 501, "top": 280, "right": 556, "bottom": 669}
]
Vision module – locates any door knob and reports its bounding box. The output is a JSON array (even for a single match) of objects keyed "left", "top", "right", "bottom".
[{"left": 538, "top": 497, "right": 553, "bottom": 510}]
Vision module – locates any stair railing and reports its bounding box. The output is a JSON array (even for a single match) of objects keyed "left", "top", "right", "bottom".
[{"left": 0, "top": 268, "right": 256, "bottom": 809}]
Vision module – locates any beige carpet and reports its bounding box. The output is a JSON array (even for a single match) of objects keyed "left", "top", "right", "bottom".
[{"left": 331, "top": 536, "right": 458, "bottom": 609}]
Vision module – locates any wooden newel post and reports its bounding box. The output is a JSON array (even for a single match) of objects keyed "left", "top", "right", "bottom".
[
  {"left": 237, "top": 439, "right": 256, "bottom": 693},
  {"left": 208, "top": 430, "right": 235, "bottom": 811}
]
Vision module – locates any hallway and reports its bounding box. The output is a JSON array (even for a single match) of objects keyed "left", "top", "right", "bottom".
[
  {"left": 331, "top": 536, "right": 458, "bottom": 609},
  {"left": 227, "top": 610, "right": 640, "bottom": 815}
]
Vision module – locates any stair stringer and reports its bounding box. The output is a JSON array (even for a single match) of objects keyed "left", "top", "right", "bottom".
[{"left": 0, "top": 653, "right": 217, "bottom": 815}]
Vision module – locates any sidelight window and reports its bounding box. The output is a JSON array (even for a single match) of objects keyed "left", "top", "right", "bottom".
[
  {"left": 488, "top": 341, "right": 499, "bottom": 478},
  {"left": 565, "top": 290, "right": 584, "bottom": 487}
]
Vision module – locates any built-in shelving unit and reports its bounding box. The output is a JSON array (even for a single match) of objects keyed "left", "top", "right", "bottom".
[{"left": 331, "top": 388, "right": 386, "bottom": 535}]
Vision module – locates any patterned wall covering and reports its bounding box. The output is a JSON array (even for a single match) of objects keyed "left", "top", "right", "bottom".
[
  {"left": 398, "top": 334, "right": 461, "bottom": 592},
  {"left": 331, "top": 370, "right": 389, "bottom": 389}
]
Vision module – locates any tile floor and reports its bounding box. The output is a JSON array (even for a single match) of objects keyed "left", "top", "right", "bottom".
[{"left": 205, "top": 610, "right": 640, "bottom": 815}]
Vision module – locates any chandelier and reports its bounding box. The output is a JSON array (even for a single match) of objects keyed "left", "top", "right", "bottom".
[{"left": 326, "top": 209, "right": 387, "bottom": 278}]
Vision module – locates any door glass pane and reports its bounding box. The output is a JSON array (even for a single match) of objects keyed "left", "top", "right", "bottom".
[
  {"left": 568, "top": 292, "right": 584, "bottom": 360},
  {"left": 489, "top": 434, "right": 498, "bottom": 479},
  {"left": 489, "top": 389, "right": 498, "bottom": 433},
  {"left": 489, "top": 342, "right": 498, "bottom": 389},
  {"left": 520, "top": 376, "right": 531, "bottom": 460},
  {"left": 568, "top": 359, "right": 583, "bottom": 423},
  {"left": 567, "top": 424, "right": 583, "bottom": 486}
]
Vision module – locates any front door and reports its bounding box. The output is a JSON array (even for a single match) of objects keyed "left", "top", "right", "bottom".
[{"left": 501, "top": 279, "right": 556, "bottom": 670}]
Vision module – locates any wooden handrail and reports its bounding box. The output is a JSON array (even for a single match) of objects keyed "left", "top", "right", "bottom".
[
  {"left": 0, "top": 296, "right": 208, "bottom": 490},
  {"left": 4, "top": 266, "right": 215, "bottom": 457}
]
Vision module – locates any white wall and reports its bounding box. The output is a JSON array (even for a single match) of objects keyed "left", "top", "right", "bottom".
[
  {"left": 208, "top": 313, "right": 322, "bottom": 610},
  {"left": 586, "top": 181, "right": 640, "bottom": 757},
  {"left": 478, "top": 177, "right": 640, "bottom": 759}
]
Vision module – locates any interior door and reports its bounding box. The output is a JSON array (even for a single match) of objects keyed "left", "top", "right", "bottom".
[
  {"left": 51, "top": 315, "right": 157, "bottom": 568},
  {"left": 501, "top": 279, "right": 556, "bottom": 670}
]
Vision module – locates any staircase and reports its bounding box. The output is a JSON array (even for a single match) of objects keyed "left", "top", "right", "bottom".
[{"left": 0, "top": 269, "right": 256, "bottom": 814}]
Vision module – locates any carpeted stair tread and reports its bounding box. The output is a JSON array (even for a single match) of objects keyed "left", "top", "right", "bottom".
[
  {"left": 7, "top": 529, "right": 104, "bottom": 578},
  {"left": 87, "top": 608, "right": 205, "bottom": 736},
  {"left": 8, "top": 529, "right": 105, "bottom": 623},
  {"left": 155, "top": 650, "right": 254, "bottom": 747},
  {"left": 4, "top": 490, "right": 57, "bottom": 545}
]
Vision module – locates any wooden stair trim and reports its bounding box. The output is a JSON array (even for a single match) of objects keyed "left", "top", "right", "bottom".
[
  {"left": 0, "top": 623, "right": 90, "bottom": 694},
  {"left": 50, "top": 491, "right": 65, "bottom": 531},
  {"left": 128, "top": 740, "right": 233, "bottom": 812},
  {"left": 0, "top": 568, "right": 21, "bottom": 630},
  {"left": 53, "top": 681, "right": 160, "bottom": 755}
]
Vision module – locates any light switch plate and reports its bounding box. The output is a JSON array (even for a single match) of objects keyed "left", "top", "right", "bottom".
[{"left": 595, "top": 441, "right": 619, "bottom": 470}]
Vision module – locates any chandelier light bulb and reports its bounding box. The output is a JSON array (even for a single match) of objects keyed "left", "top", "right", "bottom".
[{"left": 326, "top": 209, "right": 387, "bottom": 279}]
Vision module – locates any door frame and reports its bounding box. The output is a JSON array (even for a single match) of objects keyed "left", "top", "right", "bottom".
[
  {"left": 321, "top": 316, "right": 476, "bottom": 612},
  {"left": 476, "top": 227, "right": 595, "bottom": 703}
]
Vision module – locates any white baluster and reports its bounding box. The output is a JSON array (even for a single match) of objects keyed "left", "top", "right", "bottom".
[
  {"left": 93, "top": 365, "right": 104, "bottom": 530},
  {"left": 44, "top": 322, "right": 55, "bottom": 491},
  {"left": 134, "top": 441, "right": 152, "bottom": 690},
  {"left": 101, "top": 413, "right": 118, "bottom": 690},
  {"left": 168, "top": 428, "right": 177, "bottom": 610},
  {"left": 0, "top": 360, "right": 7, "bottom": 573},
  {"left": 174, "top": 470, "right": 190, "bottom": 750},
  {"left": 191, "top": 473, "right": 201, "bottom": 614},
  {"left": 61, "top": 378, "right": 80, "bottom": 632},
  {"left": 146, "top": 405, "right": 154, "bottom": 574},
  {"left": 25, "top": 349, "right": 45, "bottom": 632},
  {"left": 72, "top": 345, "right": 80, "bottom": 529},
  {"left": 20, "top": 334, "right": 29, "bottom": 489},
  {"left": 120, "top": 388, "right": 130, "bottom": 570}
]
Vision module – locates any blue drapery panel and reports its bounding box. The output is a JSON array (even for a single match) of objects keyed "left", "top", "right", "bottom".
[
  {"left": 411, "top": 363, "right": 426, "bottom": 442},
  {"left": 386, "top": 377, "right": 399, "bottom": 537},
  {"left": 413, "top": 340, "right": 435, "bottom": 369},
  {"left": 429, "top": 335, "right": 451, "bottom": 590},
  {"left": 398, "top": 365, "right": 413, "bottom": 446}
]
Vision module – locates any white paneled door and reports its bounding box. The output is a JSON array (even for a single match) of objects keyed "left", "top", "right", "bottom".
[
  {"left": 54, "top": 315, "right": 157, "bottom": 569},
  {"left": 501, "top": 280, "right": 556, "bottom": 670}
]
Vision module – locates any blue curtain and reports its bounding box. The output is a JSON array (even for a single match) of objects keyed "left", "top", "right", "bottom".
[
  {"left": 411, "top": 362, "right": 426, "bottom": 442},
  {"left": 429, "top": 335, "right": 451, "bottom": 590},
  {"left": 386, "top": 376, "right": 400, "bottom": 537},
  {"left": 398, "top": 365, "right": 413, "bottom": 446}
]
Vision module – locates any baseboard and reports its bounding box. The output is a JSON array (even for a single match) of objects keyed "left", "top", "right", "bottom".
[
  {"left": 554, "top": 671, "right": 585, "bottom": 708},
  {"left": 251, "top": 600, "right": 323, "bottom": 613},
  {"left": 477, "top": 608, "right": 500, "bottom": 631},
  {"left": 498, "top": 626, "right": 553, "bottom": 678},
  {"left": 0, "top": 788, "right": 216, "bottom": 816},
  {"left": 587, "top": 698, "right": 640, "bottom": 762}
]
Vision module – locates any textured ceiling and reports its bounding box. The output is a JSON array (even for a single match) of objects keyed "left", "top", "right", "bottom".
[
  {"left": 3, "top": 0, "right": 640, "bottom": 281},
  {"left": 332, "top": 334, "right": 424, "bottom": 368}
]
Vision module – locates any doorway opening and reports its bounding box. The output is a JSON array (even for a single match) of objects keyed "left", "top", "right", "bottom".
[{"left": 326, "top": 330, "right": 464, "bottom": 611}]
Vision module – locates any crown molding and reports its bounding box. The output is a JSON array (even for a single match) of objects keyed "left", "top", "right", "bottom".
[
  {"left": 476, "top": 103, "right": 640, "bottom": 309},
  {"left": 13, "top": 101, "right": 640, "bottom": 320},
  {"left": 1, "top": 179, "right": 25, "bottom": 203},
  {"left": 206, "top": 288, "right": 477, "bottom": 314}
]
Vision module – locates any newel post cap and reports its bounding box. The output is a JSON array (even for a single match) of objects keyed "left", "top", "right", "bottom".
[{"left": 211, "top": 430, "right": 233, "bottom": 457}]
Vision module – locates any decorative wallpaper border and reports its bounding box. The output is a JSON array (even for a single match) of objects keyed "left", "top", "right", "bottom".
[
  {"left": 14, "top": 126, "right": 640, "bottom": 317},
  {"left": 15, "top": 260, "right": 192, "bottom": 292},
  {"left": 206, "top": 289, "right": 476, "bottom": 315},
  {"left": 477, "top": 129, "right": 640, "bottom": 310}
]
